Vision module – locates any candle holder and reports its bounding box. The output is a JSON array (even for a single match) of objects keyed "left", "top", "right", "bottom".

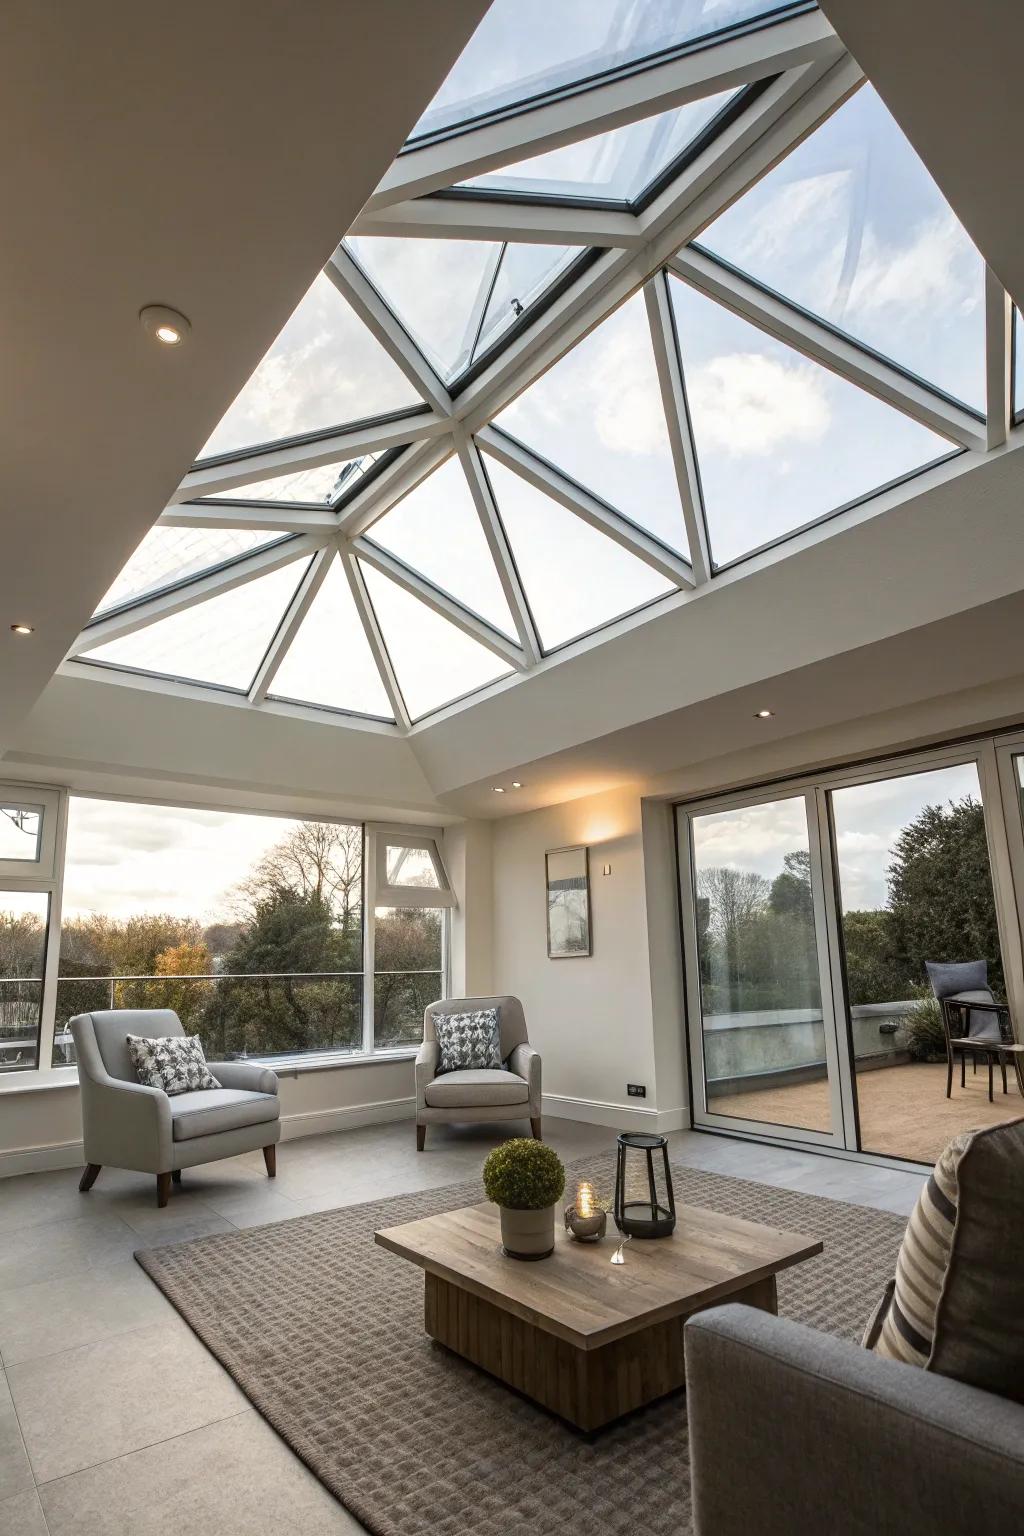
[
  {"left": 613, "top": 1132, "right": 676, "bottom": 1238},
  {"left": 563, "top": 1179, "right": 607, "bottom": 1242}
]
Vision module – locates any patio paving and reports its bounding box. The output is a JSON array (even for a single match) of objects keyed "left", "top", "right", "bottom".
[{"left": 711, "top": 1060, "right": 1024, "bottom": 1164}]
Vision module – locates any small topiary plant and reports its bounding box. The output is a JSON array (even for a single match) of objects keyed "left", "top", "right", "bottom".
[{"left": 483, "top": 1138, "right": 565, "bottom": 1210}]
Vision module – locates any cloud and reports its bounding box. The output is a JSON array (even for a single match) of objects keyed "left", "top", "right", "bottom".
[
  {"left": 687, "top": 351, "right": 831, "bottom": 456},
  {"left": 848, "top": 211, "right": 981, "bottom": 321}
]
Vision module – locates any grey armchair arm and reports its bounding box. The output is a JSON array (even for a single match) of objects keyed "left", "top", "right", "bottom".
[
  {"left": 509, "top": 1042, "right": 541, "bottom": 1114},
  {"left": 207, "top": 1060, "right": 279, "bottom": 1095},
  {"left": 81, "top": 1072, "right": 173, "bottom": 1176},
  {"left": 415, "top": 1038, "right": 440, "bottom": 1104},
  {"left": 685, "top": 1304, "right": 1024, "bottom": 1536}
]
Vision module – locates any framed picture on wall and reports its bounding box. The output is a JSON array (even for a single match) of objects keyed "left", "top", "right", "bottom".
[{"left": 545, "top": 845, "right": 592, "bottom": 958}]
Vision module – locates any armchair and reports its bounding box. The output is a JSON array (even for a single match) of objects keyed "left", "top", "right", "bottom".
[
  {"left": 416, "top": 995, "right": 541, "bottom": 1150},
  {"left": 70, "top": 1008, "right": 281, "bottom": 1206}
]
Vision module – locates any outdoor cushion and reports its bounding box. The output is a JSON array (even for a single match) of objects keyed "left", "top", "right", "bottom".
[
  {"left": 949, "top": 988, "right": 1002, "bottom": 1042},
  {"left": 423, "top": 1068, "right": 529, "bottom": 1109},
  {"left": 925, "top": 959, "right": 988, "bottom": 1000},
  {"left": 864, "top": 1117, "right": 1024, "bottom": 1404},
  {"left": 170, "top": 1087, "right": 279, "bottom": 1142}
]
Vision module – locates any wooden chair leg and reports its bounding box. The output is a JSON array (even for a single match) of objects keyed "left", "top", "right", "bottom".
[
  {"left": 416, "top": 1124, "right": 426, "bottom": 1152},
  {"left": 988, "top": 1056, "right": 994, "bottom": 1104},
  {"left": 946, "top": 1053, "right": 953, "bottom": 1099},
  {"left": 972, "top": 1055, "right": 977, "bottom": 1075},
  {"left": 960, "top": 1053, "right": 965, "bottom": 1088},
  {"left": 1001, "top": 1056, "right": 1008, "bottom": 1095},
  {"left": 79, "top": 1163, "right": 101, "bottom": 1192},
  {"left": 531, "top": 1116, "right": 542, "bottom": 1140},
  {"left": 156, "top": 1172, "right": 172, "bottom": 1208},
  {"left": 262, "top": 1144, "right": 276, "bottom": 1178},
  {"left": 172, "top": 1169, "right": 182, "bottom": 1184}
]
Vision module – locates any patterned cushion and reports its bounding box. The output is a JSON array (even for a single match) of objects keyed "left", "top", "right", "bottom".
[
  {"left": 434, "top": 1008, "right": 501, "bottom": 1075},
  {"left": 126, "top": 1033, "right": 221, "bottom": 1096},
  {"left": 864, "top": 1117, "right": 1024, "bottom": 1402}
]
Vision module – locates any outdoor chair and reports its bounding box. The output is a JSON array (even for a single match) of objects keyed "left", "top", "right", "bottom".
[{"left": 925, "top": 961, "right": 1024, "bottom": 1102}]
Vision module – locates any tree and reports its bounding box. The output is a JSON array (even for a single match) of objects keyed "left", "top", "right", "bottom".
[
  {"left": 373, "top": 907, "right": 443, "bottom": 1047},
  {"left": 886, "top": 796, "right": 1003, "bottom": 995},
  {"left": 841, "top": 909, "right": 903, "bottom": 1005},
  {"left": 696, "top": 866, "right": 770, "bottom": 939},
  {"left": 769, "top": 850, "right": 813, "bottom": 921},
  {"left": 237, "top": 822, "right": 362, "bottom": 951},
  {"left": 137, "top": 941, "right": 214, "bottom": 1029}
]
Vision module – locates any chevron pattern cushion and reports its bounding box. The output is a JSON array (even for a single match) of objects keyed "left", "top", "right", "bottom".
[
  {"left": 126, "top": 1033, "right": 221, "bottom": 1096},
  {"left": 864, "top": 1117, "right": 1024, "bottom": 1402},
  {"left": 434, "top": 1008, "right": 501, "bottom": 1075}
]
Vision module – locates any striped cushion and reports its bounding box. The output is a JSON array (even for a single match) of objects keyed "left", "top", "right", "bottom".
[{"left": 864, "top": 1132, "right": 969, "bottom": 1366}]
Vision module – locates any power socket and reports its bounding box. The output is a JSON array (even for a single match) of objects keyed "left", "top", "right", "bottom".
[{"left": 626, "top": 1083, "right": 647, "bottom": 1098}]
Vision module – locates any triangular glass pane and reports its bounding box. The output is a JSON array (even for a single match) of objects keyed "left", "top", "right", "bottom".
[
  {"left": 346, "top": 237, "right": 497, "bottom": 381},
  {"left": 269, "top": 556, "right": 394, "bottom": 719},
  {"left": 494, "top": 290, "right": 688, "bottom": 554},
  {"left": 364, "top": 457, "right": 516, "bottom": 637},
  {"left": 700, "top": 84, "right": 986, "bottom": 410},
  {"left": 200, "top": 273, "right": 421, "bottom": 460},
  {"left": 361, "top": 563, "right": 513, "bottom": 719},
  {"left": 459, "top": 92, "right": 735, "bottom": 203},
  {"left": 485, "top": 457, "right": 675, "bottom": 651},
  {"left": 669, "top": 276, "right": 954, "bottom": 568},
  {"left": 205, "top": 454, "right": 384, "bottom": 506},
  {"left": 95, "top": 526, "right": 285, "bottom": 615},
  {"left": 80, "top": 560, "right": 310, "bottom": 692},
  {"left": 413, "top": 0, "right": 781, "bottom": 141},
  {"left": 473, "top": 245, "right": 579, "bottom": 362}
]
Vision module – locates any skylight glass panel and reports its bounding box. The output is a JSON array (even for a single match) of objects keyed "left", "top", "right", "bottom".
[
  {"left": 700, "top": 84, "right": 986, "bottom": 411},
  {"left": 473, "top": 245, "right": 579, "bottom": 362},
  {"left": 485, "top": 457, "right": 675, "bottom": 650},
  {"left": 205, "top": 455, "right": 383, "bottom": 506},
  {"left": 363, "top": 457, "right": 516, "bottom": 636},
  {"left": 458, "top": 91, "right": 735, "bottom": 203},
  {"left": 361, "top": 563, "right": 513, "bottom": 719},
  {"left": 269, "top": 556, "right": 394, "bottom": 718},
  {"left": 80, "top": 560, "right": 310, "bottom": 692},
  {"left": 346, "top": 237, "right": 497, "bottom": 381},
  {"left": 669, "top": 276, "right": 955, "bottom": 567},
  {"left": 413, "top": 0, "right": 782, "bottom": 140},
  {"left": 95, "top": 527, "right": 283, "bottom": 615},
  {"left": 494, "top": 290, "right": 688, "bottom": 554},
  {"left": 199, "top": 274, "right": 421, "bottom": 460}
]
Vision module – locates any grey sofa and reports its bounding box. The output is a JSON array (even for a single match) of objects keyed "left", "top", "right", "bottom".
[
  {"left": 685, "top": 1304, "right": 1024, "bottom": 1535},
  {"left": 70, "top": 1008, "right": 281, "bottom": 1206},
  {"left": 415, "top": 995, "right": 541, "bottom": 1150}
]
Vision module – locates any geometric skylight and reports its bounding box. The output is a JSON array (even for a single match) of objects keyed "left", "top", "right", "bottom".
[
  {"left": 701, "top": 85, "right": 987, "bottom": 412},
  {"left": 70, "top": 8, "right": 1011, "bottom": 733}
]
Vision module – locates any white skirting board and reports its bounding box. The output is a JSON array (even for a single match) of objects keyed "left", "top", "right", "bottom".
[
  {"left": 0, "top": 1094, "right": 416, "bottom": 1179},
  {"left": 542, "top": 1093, "right": 689, "bottom": 1135}
]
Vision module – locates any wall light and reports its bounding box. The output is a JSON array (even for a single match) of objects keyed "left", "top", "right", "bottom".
[
  {"left": 10, "top": 623, "right": 34, "bottom": 635},
  {"left": 754, "top": 709, "right": 775, "bottom": 719},
  {"left": 140, "top": 305, "right": 191, "bottom": 346}
]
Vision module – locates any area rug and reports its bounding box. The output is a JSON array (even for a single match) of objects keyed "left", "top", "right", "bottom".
[{"left": 135, "top": 1157, "right": 906, "bottom": 1536}]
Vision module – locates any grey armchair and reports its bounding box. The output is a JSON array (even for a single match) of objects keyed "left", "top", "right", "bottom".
[
  {"left": 415, "top": 995, "right": 541, "bottom": 1150},
  {"left": 70, "top": 1009, "right": 281, "bottom": 1207}
]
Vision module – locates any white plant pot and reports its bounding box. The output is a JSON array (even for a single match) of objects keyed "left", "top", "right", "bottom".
[{"left": 499, "top": 1203, "right": 556, "bottom": 1260}]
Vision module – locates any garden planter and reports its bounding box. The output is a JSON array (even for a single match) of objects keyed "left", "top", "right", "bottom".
[{"left": 500, "top": 1203, "right": 555, "bottom": 1260}]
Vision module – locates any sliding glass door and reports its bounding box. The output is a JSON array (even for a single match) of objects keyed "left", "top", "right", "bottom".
[
  {"left": 679, "top": 790, "right": 849, "bottom": 1147},
  {"left": 678, "top": 736, "right": 1024, "bottom": 1164}
]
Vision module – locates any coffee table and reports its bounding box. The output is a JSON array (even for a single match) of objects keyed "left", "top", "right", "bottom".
[{"left": 375, "top": 1200, "right": 822, "bottom": 1430}]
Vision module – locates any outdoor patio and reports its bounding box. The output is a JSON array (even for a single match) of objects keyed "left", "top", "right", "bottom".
[{"left": 712, "top": 1060, "right": 1024, "bottom": 1164}]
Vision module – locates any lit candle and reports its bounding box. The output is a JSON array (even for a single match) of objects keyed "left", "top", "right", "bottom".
[
  {"left": 564, "top": 1178, "right": 606, "bottom": 1242},
  {"left": 576, "top": 1181, "right": 595, "bottom": 1218}
]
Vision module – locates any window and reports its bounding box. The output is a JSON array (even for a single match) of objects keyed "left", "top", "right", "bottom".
[{"left": 0, "top": 891, "right": 50, "bottom": 1074}]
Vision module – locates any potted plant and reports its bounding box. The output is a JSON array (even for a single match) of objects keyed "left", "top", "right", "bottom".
[{"left": 483, "top": 1138, "right": 566, "bottom": 1260}]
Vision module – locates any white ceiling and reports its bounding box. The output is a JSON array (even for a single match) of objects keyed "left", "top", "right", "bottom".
[{"left": 0, "top": 0, "right": 488, "bottom": 750}]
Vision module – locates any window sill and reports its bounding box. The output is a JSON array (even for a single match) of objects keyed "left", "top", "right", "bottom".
[
  {"left": 0, "top": 1066, "right": 79, "bottom": 1095},
  {"left": 0, "top": 1049, "right": 419, "bottom": 1094}
]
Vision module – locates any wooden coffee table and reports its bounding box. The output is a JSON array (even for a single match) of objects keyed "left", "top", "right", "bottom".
[{"left": 375, "top": 1200, "right": 822, "bottom": 1431}]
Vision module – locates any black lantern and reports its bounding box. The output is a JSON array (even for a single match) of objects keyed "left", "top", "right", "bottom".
[{"left": 613, "top": 1132, "right": 676, "bottom": 1238}]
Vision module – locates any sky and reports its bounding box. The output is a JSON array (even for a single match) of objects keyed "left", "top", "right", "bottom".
[
  {"left": 83, "top": 49, "right": 987, "bottom": 722},
  {"left": 59, "top": 798, "right": 321, "bottom": 925},
  {"left": 690, "top": 760, "right": 986, "bottom": 913}
]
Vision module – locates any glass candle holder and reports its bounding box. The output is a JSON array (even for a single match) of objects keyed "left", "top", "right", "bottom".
[{"left": 563, "top": 1179, "right": 607, "bottom": 1242}]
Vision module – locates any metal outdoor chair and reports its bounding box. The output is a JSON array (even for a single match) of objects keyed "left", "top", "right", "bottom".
[{"left": 926, "top": 960, "right": 1024, "bottom": 1103}]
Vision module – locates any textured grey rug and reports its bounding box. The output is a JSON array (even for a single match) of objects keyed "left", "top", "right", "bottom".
[{"left": 135, "top": 1158, "right": 906, "bottom": 1536}]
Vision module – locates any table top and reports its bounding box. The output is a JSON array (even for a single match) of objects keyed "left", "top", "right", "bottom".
[{"left": 375, "top": 1200, "right": 822, "bottom": 1349}]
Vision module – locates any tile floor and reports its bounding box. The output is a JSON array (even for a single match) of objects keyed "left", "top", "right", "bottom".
[{"left": 0, "top": 1118, "right": 925, "bottom": 1534}]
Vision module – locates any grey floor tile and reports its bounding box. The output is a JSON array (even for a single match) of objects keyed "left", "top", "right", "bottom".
[
  {"left": 0, "top": 1260, "right": 175, "bottom": 1367},
  {"left": 39, "top": 1410, "right": 364, "bottom": 1535},
  {"left": 8, "top": 1320, "right": 246, "bottom": 1484},
  {"left": 116, "top": 1200, "right": 235, "bottom": 1249},
  {"left": 0, "top": 1370, "right": 34, "bottom": 1500},
  {"left": 193, "top": 1184, "right": 311, "bottom": 1229},
  {"left": 0, "top": 1487, "right": 49, "bottom": 1536},
  {"left": 0, "top": 1168, "right": 119, "bottom": 1238},
  {"left": 0, "top": 1216, "right": 138, "bottom": 1296}
]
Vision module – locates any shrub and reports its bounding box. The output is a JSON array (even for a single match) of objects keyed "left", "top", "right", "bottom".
[
  {"left": 482, "top": 1139, "right": 565, "bottom": 1210},
  {"left": 903, "top": 994, "right": 946, "bottom": 1062}
]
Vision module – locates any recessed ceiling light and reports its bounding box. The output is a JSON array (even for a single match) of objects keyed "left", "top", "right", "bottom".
[
  {"left": 139, "top": 304, "right": 191, "bottom": 346},
  {"left": 511, "top": 781, "right": 522, "bottom": 788},
  {"left": 10, "top": 623, "right": 33, "bottom": 635},
  {"left": 492, "top": 786, "right": 505, "bottom": 793},
  {"left": 754, "top": 709, "right": 775, "bottom": 719}
]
